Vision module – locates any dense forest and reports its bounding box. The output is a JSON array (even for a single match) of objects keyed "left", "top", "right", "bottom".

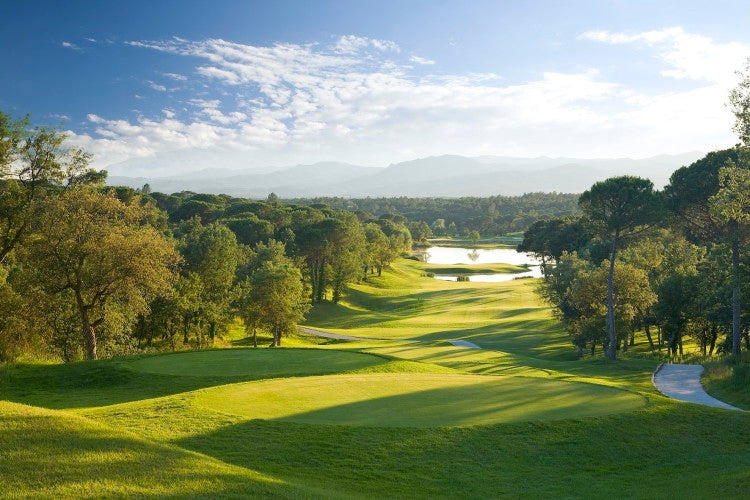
[{"left": 290, "top": 193, "right": 579, "bottom": 236}]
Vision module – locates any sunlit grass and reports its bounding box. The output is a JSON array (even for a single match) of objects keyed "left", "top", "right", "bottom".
[{"left": 2, "top": 257, "right": 749, "bottom": 497}]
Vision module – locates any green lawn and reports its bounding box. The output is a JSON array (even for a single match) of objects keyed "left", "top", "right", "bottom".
[
  {"left": 414, "top": 261, "right": 527, "bottom": 275},
  {"left": 2, "top": 257, "right": 749, "bottom": 498}
]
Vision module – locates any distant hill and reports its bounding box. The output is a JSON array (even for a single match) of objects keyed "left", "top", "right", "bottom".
[{"left": 108, "top": 152, "right": 703, "bottom": 197}]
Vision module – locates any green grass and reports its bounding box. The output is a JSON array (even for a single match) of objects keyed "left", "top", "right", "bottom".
[
  {"left": 193, "top": 373, "right": 646, "bottom": 427},
  {"left": 702, "top": 355, "right": 750, "bottom": 409},
  {"left": 304, "top": 259, "right": 572, "bottom": 360},
  {"left": 414, "top": 261, "right": 527, "bottom": 275},
  {"left": 0, "top": 400, "right": 301, "bottom": 498},
  {"left": 128, "top": 347, "right": 383, "bottom": 377},
  {"left": 2, "top": 257, "right": 750, "bottom": 497}
]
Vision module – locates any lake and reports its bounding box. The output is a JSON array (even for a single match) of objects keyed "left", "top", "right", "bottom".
[{"left": 420, "top": 246, "right": 543, "bottom": 282}]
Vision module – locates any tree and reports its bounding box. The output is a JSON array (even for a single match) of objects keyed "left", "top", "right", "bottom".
[
  {"left": 328, "top": 214, "right": 366, "bottom": 302},
  {"left": 667, "top": 148, "right": 750, "bottom": 356},
  {"left": 709, "top": 152, "right": 750, "bottom": 355},
  {"left": 249, "top": 259, "right": 309, "bottom": 347},
  {"left": 26, "top": 187, "right": 179, "bottom": 360},
  {"left": 729, "top": 57, "right": 750, "bottom": 146},
  {"left": 654, "top": 273, "right": 699, "bottom": 356},
  {"left": 431, "top": 218, "right": 446, "bottom": 235},
  {"left": 0, "top": 116, "right": 99, "bottom": 263},
  {"left": 569, "top": 261, "right": 656, "bottom": 357},
  {"left": 579, "top": 176, "right": 662, "bottom": 359},
  {"left": 467, "top": 230, "right": 481, "bottom": 244},
  {"left": 181, "top": 221, "right": 241, "bottom": 344}
]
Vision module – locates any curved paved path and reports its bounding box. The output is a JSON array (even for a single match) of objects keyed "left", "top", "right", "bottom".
[
  {"left": 653, "top": 363, "right": 740, "bottom": 410},
  {"left": 298, "top": 327, "right": 480, "bottom": 349}
]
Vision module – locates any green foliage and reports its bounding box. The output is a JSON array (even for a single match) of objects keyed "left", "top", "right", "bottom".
[{"left": 290, "top": 192, "right": 581, "bottom": 236}]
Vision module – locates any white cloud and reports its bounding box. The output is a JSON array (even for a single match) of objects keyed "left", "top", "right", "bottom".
[
  {"left": 71, "top": 30, "right": 749, "bottom": 173},
  {"left": 580, "top": 27, "right": 748, "bottom": 85},
  {"left": 409, "top": 55, "right": 435, "bottom": 65},
  {"left": 334, "top": 35, "right": 400, "bottom": 54},
  {"left": 61, "top": 41, "right": 80, "bottom": 50},
  {"left": 162, "top": 72, "right": 188, "bottom": 81},
  {"left": 147, "top": 81, "right": 168, "bottom": 92}
]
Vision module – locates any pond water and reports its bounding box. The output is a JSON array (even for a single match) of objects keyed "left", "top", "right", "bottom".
[{"left": 420, "top": 246, "right": 543, "bottom": 282}]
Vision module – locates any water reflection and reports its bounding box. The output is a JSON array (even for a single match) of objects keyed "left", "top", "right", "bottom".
[{"left": 421, "top": 246, "right": 543, "bottom": 282}]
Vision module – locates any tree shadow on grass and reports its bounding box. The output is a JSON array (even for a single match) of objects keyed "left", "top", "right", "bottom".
[
  {"left": 175, "top": 396, "right": 747, "bottom": 498},
  {"left": 0, "top": 348, "right": 386, "bottom": 410}
]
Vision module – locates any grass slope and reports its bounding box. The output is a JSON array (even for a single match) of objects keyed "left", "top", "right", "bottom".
[
  {"left": 0, "top": 400, "right": 299, "bottom": 498},
  {"left": 304, "top": 259, "right": 572, "bottom": 359},
  {"left": 702, "top": 355, "right": 750, "bottom": 409}
]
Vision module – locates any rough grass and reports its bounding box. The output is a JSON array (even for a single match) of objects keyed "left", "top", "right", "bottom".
[{"left": 702, "top": 355, "right": 750, "bottom": 409}]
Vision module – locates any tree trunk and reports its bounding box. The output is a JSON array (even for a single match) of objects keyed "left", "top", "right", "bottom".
[
  {"left": 731, "top": 230, "right": 742, "bottom": 356},
  {"left": 590, "top": 341, "right": 596, "bottom": 357},
  {"left": 657, "top": 325, "right": 662, "bottom": 351},
  {"left": 644, "top": 324, "right": 654, "bottom": 351},
  {"left": 75, "top": 291, "right": 97, "bottom": 360},
  {"left": 709, "top": 325, "right": 718, "bottom": 355},
  {"left": 605, "top": 234, "right": 619, "bottom": 360},
  {"left": 252, "top": 327, "right": 257, "bottom": 348}
]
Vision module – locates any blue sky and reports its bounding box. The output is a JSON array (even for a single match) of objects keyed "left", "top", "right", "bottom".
[{"left": 2, "top": 0, "right": 750, "bottom": 175}]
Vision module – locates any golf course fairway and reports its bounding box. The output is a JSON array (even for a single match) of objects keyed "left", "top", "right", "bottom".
[
  {"left": 194, "top": 373, "right": 646, "bottom": 427},
  {"left": 2, "top": 258, "right": 750, "bottom": 498}
]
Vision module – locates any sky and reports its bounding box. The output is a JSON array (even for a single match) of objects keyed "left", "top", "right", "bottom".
[{"left": 2, "top": 0, "right": 750, "bottom": 176}]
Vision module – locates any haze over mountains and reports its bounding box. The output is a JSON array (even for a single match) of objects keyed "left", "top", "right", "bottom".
[{"left": 107, "top": 152, "right": 703, "bottom": 198}]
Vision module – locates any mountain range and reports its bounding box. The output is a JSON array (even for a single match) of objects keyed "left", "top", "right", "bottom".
[{"left": 107, "top": 152, "right": 704, "bottom": 198}]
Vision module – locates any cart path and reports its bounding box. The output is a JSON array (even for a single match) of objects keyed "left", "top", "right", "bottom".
[{"left": 653, "top": 363, "right": 741, "bottom": 410}]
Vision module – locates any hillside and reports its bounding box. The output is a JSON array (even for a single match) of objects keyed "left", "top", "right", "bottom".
[{"left": 107, "top": 152, "right": 702, "bottom": 197}]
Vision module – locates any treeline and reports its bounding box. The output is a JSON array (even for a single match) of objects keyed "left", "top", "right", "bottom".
[
  {"left": 521, "top": 60, "right": 750, "bottom": 361},
  {"left": 290, "top": 193, "right": 580, "bottom": 237},
  {"left": 522, "top": 152, "right": 750, "bottom": 359},
  {"left": 0, "top": 114, "right": 413, "bottom": 362}
]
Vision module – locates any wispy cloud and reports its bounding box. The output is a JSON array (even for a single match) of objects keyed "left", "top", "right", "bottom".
[
  {"left": 162, "top": 72, "right": 188, "bottom": 81},
  {"left": 334, "top": 35, "right": 400, "bottom": 54},
  {"left": 146, "top": 81, "right": 167, "bottom": 92},
  {"left": 61, "top": 41, "right": 81, "bottom": 51},
  {"left": 409, "top": 55, "right": 435, "bottom": 65},
  {"left": 70, "top": 30, "right": 748, "bottom": 173}
]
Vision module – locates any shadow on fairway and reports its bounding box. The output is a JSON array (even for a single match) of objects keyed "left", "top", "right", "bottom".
[{"left": 0, "top": 348, "right": 386, "bottom": 409}]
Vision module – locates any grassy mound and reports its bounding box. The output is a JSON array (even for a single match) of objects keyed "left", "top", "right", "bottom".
[
  {"left": 0, "top": 400, "right": 298, "bottom": 498},
  {"left": 127, "top": 347, "right": 384, "bottom": 378},
  {"left": 194, "top": 373, "right": 646, "bottom": 427},
  {"left": 0, "top": 348, "right": 385, "bottom": 410}
]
